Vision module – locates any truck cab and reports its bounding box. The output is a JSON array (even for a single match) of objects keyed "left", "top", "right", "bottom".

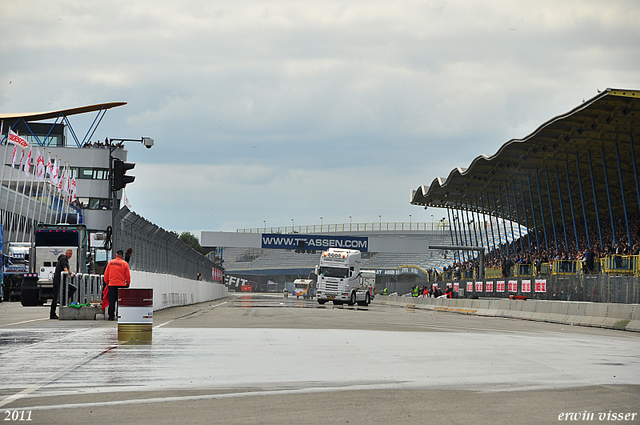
[
  {"left": 19, "top": 224, "right": 87, "bottom": 306},
  {"left": 315, "top": 248, "right": 375, "bottom": 306}
]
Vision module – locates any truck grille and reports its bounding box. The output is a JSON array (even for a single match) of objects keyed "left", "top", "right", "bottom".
[{"left": 323, "top": 282, "right": 339, "bottom": 293}]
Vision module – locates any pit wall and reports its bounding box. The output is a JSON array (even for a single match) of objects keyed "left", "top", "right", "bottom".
[
  {"left": 130, "top": 271, "right": 228, "bottom": 311},
  {"left": 377, "top": 295, "right": 640, "bottom": 332}
]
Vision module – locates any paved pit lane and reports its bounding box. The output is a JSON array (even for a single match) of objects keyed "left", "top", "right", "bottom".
[{"left": 0, "top": 294, "right": 638, "bottom": 425}]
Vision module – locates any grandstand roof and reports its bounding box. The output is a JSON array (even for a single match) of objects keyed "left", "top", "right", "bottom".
[
  {"left": 0, "top": 102, "right": 127, "bottom": 124},
  {"left": 411, "top": 88, "right": 640, "bottom": 228}
]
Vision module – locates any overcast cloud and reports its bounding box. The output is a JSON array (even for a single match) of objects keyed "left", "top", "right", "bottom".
[{"left": 1, "top": 0, "right": 638, "bottom": 235}]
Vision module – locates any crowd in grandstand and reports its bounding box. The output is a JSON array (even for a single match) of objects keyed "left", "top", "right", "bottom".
[
  {"left": 433, "top": 212, "right": 640, "bottom": 279},
  {"left": 82, "top": 139, "right": 125, "bottom": 149}
]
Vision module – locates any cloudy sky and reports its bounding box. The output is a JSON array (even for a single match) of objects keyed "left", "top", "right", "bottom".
[{"left": 1, "top": 0, "right": 638, "bottom": 236}]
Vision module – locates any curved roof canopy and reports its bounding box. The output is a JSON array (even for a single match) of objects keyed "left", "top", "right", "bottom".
[
  {"left": 0, "top": 102, "right": 127, "bottom": 123},
  {"left": 411, "top": 88, "right": 640, "bottom": 230}
]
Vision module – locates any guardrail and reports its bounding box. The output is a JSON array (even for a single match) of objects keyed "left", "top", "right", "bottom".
[{"left": 60, "top": 272, "right": 104, "bottom": 306}]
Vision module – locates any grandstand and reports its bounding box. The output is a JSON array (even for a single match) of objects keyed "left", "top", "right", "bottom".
[
  {"left": 220, "top": 89, "right": 639, "bottom": 303},
  {"left": 222, "top": 221, "right": 525, "bottom": 281}
]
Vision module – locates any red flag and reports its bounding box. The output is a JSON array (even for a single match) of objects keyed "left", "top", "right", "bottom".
[{"left": 101, "top": 285, "right": 109, "bottom": 311}]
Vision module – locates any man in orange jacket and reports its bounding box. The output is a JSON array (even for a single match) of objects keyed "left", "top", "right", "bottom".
[{"left": 104, "top": 250, "right": 131, "bottom": 321}]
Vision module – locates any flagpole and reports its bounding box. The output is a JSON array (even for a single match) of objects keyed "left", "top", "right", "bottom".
[
  {"left": 21, "top": 149, "right": 36, "bottom": 243},
  {"left": 0, "top": 121, "right": 9, "bottom": 230},
  {"left": 33, "top": 149, "right": 46, "bottom": 232},
  {"left": 62, "top": 162, "right": 70, "bottom": 224},
  {"left": 43, "top": 153, "right": 53, "bottom": 225},
  {"left": 17, "top": 144, "right": 33, "bottom": 242},
  {"left": 8, "top": 138, "right": 27, "bottom": 241}
]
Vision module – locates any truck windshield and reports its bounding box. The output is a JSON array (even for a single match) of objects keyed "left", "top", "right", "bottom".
[{"left": 320, "top": 266, "right": 349, "bottom": 278}]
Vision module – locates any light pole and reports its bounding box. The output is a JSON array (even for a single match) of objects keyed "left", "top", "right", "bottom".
[
  {"left": 107, "top": 137, "right": 153, "bottom": 256},
  {"left": 349, "top": 216, "right": 352, "bottom": 231},
  {"left": 291, "top": 218, "right": 294, "bottom": 232},
  {"left": 263, "top": 220, "right": 266, "bottom": 232}
]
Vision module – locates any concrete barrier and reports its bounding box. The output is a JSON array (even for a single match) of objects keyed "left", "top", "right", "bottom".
[
  {"left": 627, "top": 305, "right": 640, "bottom": 332},
  {"left": 603, "top": 303, "right": 634, "bottom": 330},
  {"left": 546, "top": 301, "right": 569, "bottom": 324},
  {"left": 374, "top": 296, "right": 638, "bottom": 332},
  {"left": 565, "top": 302, "right": 589, "bottom": 326},
  {"left": 530, "top": 301, "right": 552, "bottom": 322},
  {"left": 130, "top": 271, "right": 227, "bottom": 311},
  {"left": 517, "top": 299, "right": 538, "bottom": 320},
  {"left": 582, "top": 303, "right": 609, "bottom": 328}
]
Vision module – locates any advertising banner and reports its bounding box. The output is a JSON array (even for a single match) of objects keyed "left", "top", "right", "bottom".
[
  {"left": 261, "top": 233, "right": 368, "bottom": 252},
  {"left": 535, "top": 279, "right": 547, "bottom": 293}
]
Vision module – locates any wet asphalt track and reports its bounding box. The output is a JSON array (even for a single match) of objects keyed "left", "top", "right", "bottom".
[{"left": 0, "top": 294, "right": 639, "bottom": 425}]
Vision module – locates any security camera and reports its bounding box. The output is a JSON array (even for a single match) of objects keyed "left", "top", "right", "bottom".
[{"left": 142, "top": 137, "right": 154, "bottom": 149}]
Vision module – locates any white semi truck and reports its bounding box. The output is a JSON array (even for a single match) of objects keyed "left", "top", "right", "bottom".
[{"left": 315, "top": 248, "right": 375, "bottom": 306}]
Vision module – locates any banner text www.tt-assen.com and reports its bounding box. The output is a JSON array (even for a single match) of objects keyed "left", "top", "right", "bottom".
[{"left": 261, "top": 234, "right": 368, "bottom": 252}]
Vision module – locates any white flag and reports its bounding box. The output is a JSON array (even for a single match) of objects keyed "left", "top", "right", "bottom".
[
  {"left": 7, "top": 129, "right": 29, "bottom": 149},
  {"left": 70, "top": 177, "right": 77, "bottom": 201},
  {"left": 11, "top": 146, "right": 17, "bottom": 168},
  {"left": 35, "top": 150, "right": 46, "bottom": 181},
  {"left": 24, "top": 147, "right": 32, "bottom": 175}
]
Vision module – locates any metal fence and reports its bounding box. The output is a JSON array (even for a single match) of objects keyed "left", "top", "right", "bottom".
[
  {"left": 115, "top": 207, "right": 219, "bottom": 282},
  {"left": 385, "top": 274, "right": 640, "bottom": 305}
]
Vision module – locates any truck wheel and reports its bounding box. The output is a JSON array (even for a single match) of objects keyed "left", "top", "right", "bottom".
[
  {"left": 318, "top": 300, "right": 327, "bottom": 305},
  {"left": 20, "top": 288, "right": 39, "bottom": 307},
  {"left": 347, "top": 292, "right": 356, "bottom": 306},
  {"left": 333, "top": 300, "right": 343, "bottom": 305},
  {"left": 358, "top": 292, "right": 370, "bottom": 307}
]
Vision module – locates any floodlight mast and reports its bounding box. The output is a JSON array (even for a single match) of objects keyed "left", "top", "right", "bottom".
[{"left": 429, "top": 245, "right": 486, "bottom": 280}]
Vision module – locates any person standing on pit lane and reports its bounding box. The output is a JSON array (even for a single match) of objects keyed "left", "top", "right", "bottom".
[
  {"left": 104, "top": 250, "right": 131, "bottom": 321},
  {"left": 50, "top": 249, "right": 73, "bottom": 319}
]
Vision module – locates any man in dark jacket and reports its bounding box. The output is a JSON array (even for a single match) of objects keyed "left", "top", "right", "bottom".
[{"left": 50, "top": 249, "right": 73, "bottom": 319}]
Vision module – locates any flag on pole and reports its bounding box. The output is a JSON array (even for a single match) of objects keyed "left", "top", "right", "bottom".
[
  {"left": 123, "top": 188, "right": 132, "bottom": 209},
  {"left": 52, "top": 160, "right": 60, "bottom": 186},
  {"left": 18, "top": 149, "right": 25, "bottom": 170},
  {"left": 70, "top": 177, "right": 77, "bottom": 201},
  {"left": 11, "top": 146, "right": 17, "bottom": 168},
  {"left": 46, "top": 155, "right": 53, "bottom": 182},
  {"left": 24, "top": 147, "right": 32, "bottom": 175},
  {"left": 7, "top": 129, "right": 29, "bottom": 149},
  {"left": 35, "top": 150, "right": 45, "bottom": 181}
]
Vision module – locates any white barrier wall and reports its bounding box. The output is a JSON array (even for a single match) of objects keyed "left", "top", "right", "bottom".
[
  {"left": 377, "top": 295, "right": 639, "bottom": 332},
  {"left": 130, "top": 271, "right": 228, "bottom": 311}
]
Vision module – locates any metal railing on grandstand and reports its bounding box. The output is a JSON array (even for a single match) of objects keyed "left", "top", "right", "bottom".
[
  {"left": 236, "top": 221, "right": 450, "bottom": 234},
  {"left": 115, "top": 207, "right": 218, "bottom": 281}
]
